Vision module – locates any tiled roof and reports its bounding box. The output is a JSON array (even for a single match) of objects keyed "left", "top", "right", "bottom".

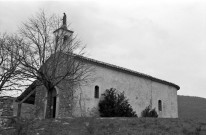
[
  {"left": 16, "top": 80, "right": 38, "bottom": 104},
  {"left": 76, "top": 55, "right": 180, "bottom": 90}
]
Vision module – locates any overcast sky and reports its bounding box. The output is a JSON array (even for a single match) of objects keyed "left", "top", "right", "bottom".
[{"left": 0, "top": 0, "right": 206, "bottom": 98}]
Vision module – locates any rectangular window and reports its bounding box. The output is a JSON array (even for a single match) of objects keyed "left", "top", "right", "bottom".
[
  {"left": 158, "top": 100, "right": 162, "bottom": 111},
  {"left": 94, "top": 86, "right": 99, "bottom": 98}
]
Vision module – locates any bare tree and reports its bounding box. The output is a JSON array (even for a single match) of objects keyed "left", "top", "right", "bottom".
[
  {"left": 16, "top": 11, "right": 92, "bottom": 118},
  {"left": 0, "top": 34, "right": 23, "bottom": 95}
]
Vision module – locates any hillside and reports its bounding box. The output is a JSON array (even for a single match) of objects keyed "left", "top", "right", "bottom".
[
  {"left": 178, "top": 95, "right": 206, "bottom": 119},
  {"left": 1, "top": 117, "right": 206, "bottom": 135}
]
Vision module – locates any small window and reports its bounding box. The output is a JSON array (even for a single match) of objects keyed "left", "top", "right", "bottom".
[
  {"left": 63, "top": 35, "right": 68, "bottom": 43},
  {"left": 94, "top": 86, "right": 99, "bottom": 98},
  {"left": 158, "top": 100, "right": 162, "bottom": 111}
]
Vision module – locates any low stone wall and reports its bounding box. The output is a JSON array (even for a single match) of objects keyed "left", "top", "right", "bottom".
[
  {"left": 0, "top": 116, "right": 17, "bottom": 128},
  {"left": 0, "top": 96, "right": 15, "bottom": 117}
]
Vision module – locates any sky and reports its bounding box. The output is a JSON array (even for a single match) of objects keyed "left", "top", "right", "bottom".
[{"left": 0, "top": 0, "right": 206, "bottom": 98}]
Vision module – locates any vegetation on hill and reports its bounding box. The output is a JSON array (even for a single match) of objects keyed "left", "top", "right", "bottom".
[{"left": 178, "top": 95, "right": 206, "bottom": 119}]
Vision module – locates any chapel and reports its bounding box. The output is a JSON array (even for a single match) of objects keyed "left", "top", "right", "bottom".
[{"left": 16, "top": 14, "right": 180, "bottom": 118}]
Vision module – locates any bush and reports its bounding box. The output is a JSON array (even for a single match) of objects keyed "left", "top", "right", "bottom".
[
  {"left": 98, "top": 88, "right": 137, "bottom": 117},
  {"left": 141, "top": 105, "right": 158, "bottom": 117}
]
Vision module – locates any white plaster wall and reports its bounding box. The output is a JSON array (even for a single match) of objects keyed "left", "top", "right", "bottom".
[
  {"left": 73, "top": 63, "right": 178, "bottom": 118},
  {"left": 151, "top": 82, "right": 178, "bottom": 118}
]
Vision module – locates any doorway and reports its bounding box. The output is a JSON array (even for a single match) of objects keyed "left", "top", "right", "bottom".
[{"left": 51, "top": 88, "right": 57, "bottom": 118}]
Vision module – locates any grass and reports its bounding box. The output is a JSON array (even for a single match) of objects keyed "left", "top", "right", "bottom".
[{"left": 2, "top": 117, "right": 206, "bottom": 135}]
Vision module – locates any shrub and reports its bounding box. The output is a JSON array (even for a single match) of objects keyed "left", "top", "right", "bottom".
[
  {"left": 141, "top": 105, "right": 158, "bottom": 117},
  {"left": 98, "top": 88, "right": 137, "bottom": 117}
]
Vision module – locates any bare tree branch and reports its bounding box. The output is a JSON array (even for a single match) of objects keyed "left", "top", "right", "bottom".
[
  {"left": 15, "top": 11, "right": 94, "bottom": 118},
  {"left": 0, "top": 33, "right": 24, "bottom": 95}
]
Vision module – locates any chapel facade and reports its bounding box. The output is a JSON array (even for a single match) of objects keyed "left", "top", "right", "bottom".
[{"left": 16, "top": 14, "right": 180, "bottom": 119}]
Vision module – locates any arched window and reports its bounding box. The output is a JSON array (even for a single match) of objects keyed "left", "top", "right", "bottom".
[
  {"left": 94, "top": 86, "right": 99, "bottom": 98},
  {"left": 158, "top": 100, "right": 162, "bottom": 111}
]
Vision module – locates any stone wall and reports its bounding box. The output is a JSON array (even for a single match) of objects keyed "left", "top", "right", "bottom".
[
  {"left": 34, "top": 83, "right": 74, "bottom": 118},
  {"left": 33, "top": 53, "right": 80, "bottom": 118},
  {"left": 0, "top": 97, "right": 15, "bottom": 117},
  {"left": 34, "top": 85, "right": 47, "bottom": 119}
]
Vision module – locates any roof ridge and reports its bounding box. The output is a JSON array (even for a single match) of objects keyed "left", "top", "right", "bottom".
[{"left": 76, "top": 55, "right": 180, "bottom": 90}]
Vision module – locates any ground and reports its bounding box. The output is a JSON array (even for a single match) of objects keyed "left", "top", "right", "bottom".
[{"left": 1, "top": 117, "right": 206, "bottom": 135}]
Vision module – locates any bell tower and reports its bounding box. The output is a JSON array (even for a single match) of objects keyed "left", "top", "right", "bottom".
[{"left": 53, "top": 13, "right": 74, "bottom": 52}]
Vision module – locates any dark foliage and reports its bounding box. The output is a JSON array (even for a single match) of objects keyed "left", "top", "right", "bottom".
[
  {"left": 98, "top": 88, "right": 137, "bottom": 117},
  {"left": 141, "top": 105, "right": 158, "bottom": 117}
]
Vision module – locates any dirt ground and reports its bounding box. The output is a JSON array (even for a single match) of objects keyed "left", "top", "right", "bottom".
[{"left": 1, "top": 117, "right": 206, "bottom": 135}]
